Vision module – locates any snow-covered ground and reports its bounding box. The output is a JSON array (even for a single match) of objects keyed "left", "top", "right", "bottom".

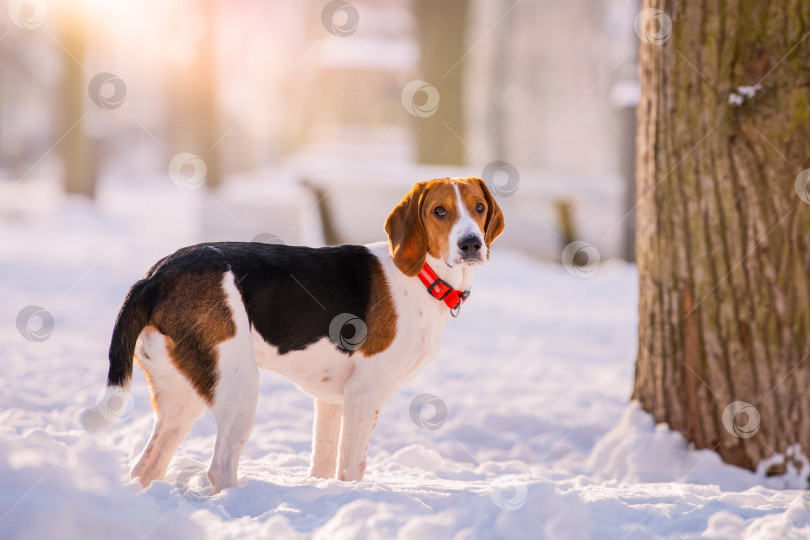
[{"left": 2, "top": 177, "right": 810, "bottom": 539}]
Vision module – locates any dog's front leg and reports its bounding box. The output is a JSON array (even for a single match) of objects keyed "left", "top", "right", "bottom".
[
  {"left": 336, "top": 393, "right": 385, "bottom": 482},
  {"left": 336, "top": 364, "right": 397, "bottom": 482},
  {"left": 309, "top": 399, "right": 342, "bottom": 479}
]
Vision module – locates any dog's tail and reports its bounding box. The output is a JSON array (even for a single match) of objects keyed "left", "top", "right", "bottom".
[{"left": 80, "top": 278, "right": 154, "bottom": 433}]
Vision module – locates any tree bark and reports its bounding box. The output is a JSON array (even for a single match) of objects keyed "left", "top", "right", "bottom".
[{"left": 633, "top": 0, "right": 810, "bottom": 472}]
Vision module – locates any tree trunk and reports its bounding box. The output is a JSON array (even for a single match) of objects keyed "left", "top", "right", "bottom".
[
  {"left": 413, "top": 0, "right": 468, "bottom": 165},
  {"left": 167, "top": 0, "right": 221, "bottom": 189},
  {"left": 633, "top": 0, "right": 810, "bottom": 473},
  {"left": 59, "top": 8, "right": 95, "bottom": 198},
  {"left": 486, "top": 0, "right": 513, "bottom": 162}
]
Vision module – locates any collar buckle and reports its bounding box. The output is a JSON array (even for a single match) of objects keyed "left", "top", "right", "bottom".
[
  {"left": 427, "top": 278, "right": 453, "bottom": 301},
  {"left": 417, "top": 263, "right": 472, "bottom": 316}
]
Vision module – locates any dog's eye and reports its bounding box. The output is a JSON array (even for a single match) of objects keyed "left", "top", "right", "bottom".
[
  {"left": 475, "top": 202, "right": 485, "bottom": 213},
  {"left": 433, "top": 206, "right": 446, "bottom": 217}
]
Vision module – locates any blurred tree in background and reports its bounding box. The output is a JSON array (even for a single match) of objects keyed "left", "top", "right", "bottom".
[
  {"left": 413, "top": 0, "right": 468, "bottom": 165},
  {"left": 168, "top": 0, "right": 221, "bottom": 189},
  {"left": 58, "top": 5, "right": 94, "bottom": 197}
]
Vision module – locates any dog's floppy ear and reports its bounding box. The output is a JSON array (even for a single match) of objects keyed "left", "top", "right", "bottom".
[
  {"left": 385, "top": 182, "right": 429, "bottom": 277},
  {"left": 475, "top": 178, "right": 505, "bottom": 248}
]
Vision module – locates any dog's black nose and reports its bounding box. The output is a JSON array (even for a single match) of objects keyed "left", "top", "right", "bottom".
[{"left": 458, "top": 234, "right": 482, "bottom": 257}]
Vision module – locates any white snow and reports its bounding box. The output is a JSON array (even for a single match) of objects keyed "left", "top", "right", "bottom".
[
  {"left": 737, "top": 85, "right": 763, "bottom": 99},
  {"left": 1, "top": 176, "right": 809, "bottom": 539},
  {"left": 728, "top": 84, "right": 763, "bottom": 106}
]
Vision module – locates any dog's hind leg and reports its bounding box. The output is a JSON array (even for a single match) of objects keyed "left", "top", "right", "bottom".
[
  {"left": 130, "top": 327, "right": 206, "bottom": 488},
  {"left": 206, "top": 335, "right": 258, "bottom": 492},
  {"left": 206, "top": 275, "right": 259, "bottom": 493}
]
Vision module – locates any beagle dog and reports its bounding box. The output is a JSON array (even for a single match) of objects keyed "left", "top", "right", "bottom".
[{"left": 81, "top": 176, "right": 504, "bottom": 491}]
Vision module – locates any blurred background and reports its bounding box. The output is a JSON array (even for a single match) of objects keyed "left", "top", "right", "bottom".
[{"left": 0, "top": 0, "right": 640, "bottom": 262}]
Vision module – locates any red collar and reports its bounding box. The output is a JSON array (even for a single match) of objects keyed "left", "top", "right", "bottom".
[{"left": 417, "top": 262, "right": 470, "bottom": 316}]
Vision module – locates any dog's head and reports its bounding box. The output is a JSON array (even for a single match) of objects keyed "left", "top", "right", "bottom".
[{"left": 385, "top": 177, "right": 505, "bottom": 276}]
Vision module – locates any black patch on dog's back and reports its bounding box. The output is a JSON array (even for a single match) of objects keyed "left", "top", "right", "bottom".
[{"left": 186, "top": 242, "right": 384, "bottom": 355}]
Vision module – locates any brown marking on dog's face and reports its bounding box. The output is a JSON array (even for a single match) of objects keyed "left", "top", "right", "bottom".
[
  {"left": 420, "top": 181, "right": 459, "bottom": 261},
  {"left": 358, "top": 257, "right": 397, "bottom": 356},
  {"left": 150, "top": 270, "right": 236, "bottom": 404},
  {"left": 462, "top": 177, "right": 505, "bottom": 253},
  {"left": 385, "top": 177, "right": 505, "bottom": 275}
]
